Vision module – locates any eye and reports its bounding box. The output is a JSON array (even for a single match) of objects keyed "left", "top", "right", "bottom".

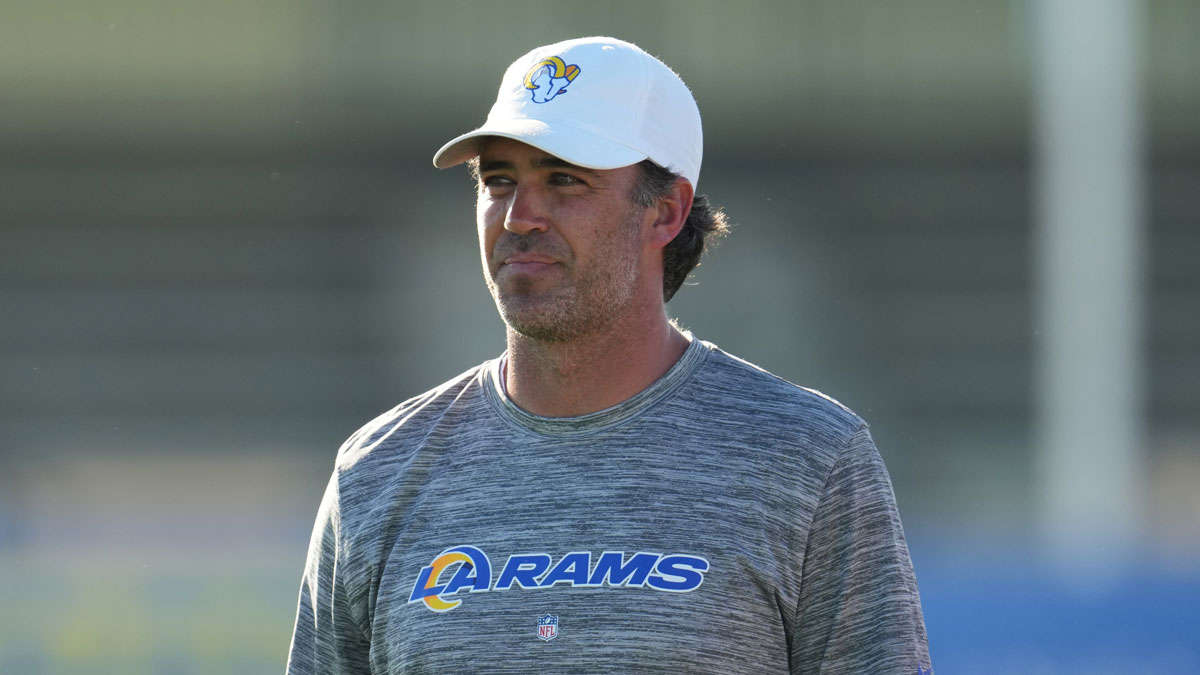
[
  {"left": 480, "top": 175, "right": 514, "bottom": 191},
  {"left": 549, "top": 172, "right": 586, "bottom": 187}
]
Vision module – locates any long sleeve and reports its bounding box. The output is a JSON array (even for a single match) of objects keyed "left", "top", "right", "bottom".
[
  {"left": 790, "top": 424, "right": 932, "bottom": 674},
  {"left": 286, "top": 472, "right": 372, "bottom": 674}
]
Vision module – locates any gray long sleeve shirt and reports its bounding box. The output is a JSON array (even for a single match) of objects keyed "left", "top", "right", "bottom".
[{"left": 287, "top": 337, "right": 932, "bottom": 673}]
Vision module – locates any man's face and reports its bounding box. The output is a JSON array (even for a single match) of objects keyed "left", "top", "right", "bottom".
[{"left": 475, "top": 138, "right": 649, "bottom": 342}]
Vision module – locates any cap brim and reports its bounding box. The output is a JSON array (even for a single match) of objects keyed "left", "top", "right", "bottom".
[{"left": 432, "top": 118, "right": 647, "bottom": 171}]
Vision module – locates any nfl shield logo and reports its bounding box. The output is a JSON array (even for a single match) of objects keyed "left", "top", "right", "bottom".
[{"left": 537, "top": 614, "right": 559, "bottom": 641}]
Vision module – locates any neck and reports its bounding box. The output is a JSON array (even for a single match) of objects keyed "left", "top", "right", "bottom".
[{"left": 503, "top": 311, "right": 689, "bottom": 417}]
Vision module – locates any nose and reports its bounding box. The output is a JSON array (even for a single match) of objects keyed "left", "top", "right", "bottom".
[{"left": 504, "top": 184, "right": 550, "bottom": 236}]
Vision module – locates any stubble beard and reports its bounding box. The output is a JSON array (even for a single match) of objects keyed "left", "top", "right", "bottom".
[{"left": 484, "top": 212, "right": 643, "bottom": 344}]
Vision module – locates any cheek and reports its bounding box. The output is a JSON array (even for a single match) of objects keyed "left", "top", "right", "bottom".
[
  {"left": 477, "top": 199, "right": 504, "bottom": 261},
  {"left": 475, "top": 195, "right": 490, "bottom": 233}
]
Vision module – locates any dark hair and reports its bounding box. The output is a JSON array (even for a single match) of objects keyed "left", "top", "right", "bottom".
[{"left": 630, "top": 160, "right": 729, "bottom": 302}]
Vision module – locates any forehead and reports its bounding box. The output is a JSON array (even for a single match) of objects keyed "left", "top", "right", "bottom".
[
  {"left": 477, "top": 138, "right": 638, "bottom": 182},
  {"left": 477, "top": 137, "right": 557, "bottom": 164}
]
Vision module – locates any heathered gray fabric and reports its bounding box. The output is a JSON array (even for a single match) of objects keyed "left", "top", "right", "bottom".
[{"left": 286, "top": 337, "right": 932, "bottom": 674}]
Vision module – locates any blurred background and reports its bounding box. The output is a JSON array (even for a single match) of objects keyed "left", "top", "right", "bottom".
[{"left": 2, "top": 1, "right": 1197, "bottom": 673}]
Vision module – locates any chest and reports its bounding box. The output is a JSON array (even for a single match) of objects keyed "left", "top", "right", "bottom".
[{"left": 359, "top": 437, "right": 815, "bottom": 673}]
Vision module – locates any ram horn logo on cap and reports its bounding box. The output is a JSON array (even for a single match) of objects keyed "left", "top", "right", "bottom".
[{"left": 522, "top": 56, "right": 581, "bottom": 104}]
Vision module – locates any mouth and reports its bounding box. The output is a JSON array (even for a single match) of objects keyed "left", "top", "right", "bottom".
[
  {"left": 501, "top": 261, "right": 557, "bottom": 278},
  {"left": 503, "top": 254, "right": 557, "bottom": 266},
  {"left": 499, "top": 254, "right": 560, "bottom": 275}
]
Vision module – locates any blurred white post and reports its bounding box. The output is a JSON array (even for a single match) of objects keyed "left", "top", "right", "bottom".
[{"left": 1032, "top": 0, "right": 1144, "bottom": 569}]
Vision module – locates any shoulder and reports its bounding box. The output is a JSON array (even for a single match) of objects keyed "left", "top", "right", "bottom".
[
  {"left": 690, "top": 340, "right": 866, "bottom": 447},
  {"left": 333, "top": 360, "right": 494, "bottom": 472}
]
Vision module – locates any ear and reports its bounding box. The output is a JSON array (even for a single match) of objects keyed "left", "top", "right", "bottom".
[{"left": 645, "top": 177, "right": 694, "bottom": 250}]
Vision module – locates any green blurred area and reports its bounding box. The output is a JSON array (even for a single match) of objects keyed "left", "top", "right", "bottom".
[{"left": 0, "top": 552, "right": 295, "bottom": 673}]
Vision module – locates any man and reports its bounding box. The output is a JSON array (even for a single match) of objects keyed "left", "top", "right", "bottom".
[{"left": 287, "top": 36, "right": 932, "bottom": 674}]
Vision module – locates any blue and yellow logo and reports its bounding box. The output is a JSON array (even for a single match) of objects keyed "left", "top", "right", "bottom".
[
  {"left": 408, "top": 546, "right": 709, "bottom": 613},
  {"left": 408, "top": 545, "right": 493, "bottom": 612},
  {"left": 522, "top": 56, "right": 581, "bottom": 104}
]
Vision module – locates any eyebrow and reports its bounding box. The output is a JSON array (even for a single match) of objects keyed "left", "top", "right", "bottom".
[{"left": 478, "top": 156, "right": 599, "bottom": 176}]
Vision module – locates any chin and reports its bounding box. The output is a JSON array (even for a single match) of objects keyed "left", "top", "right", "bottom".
[
  {"left": 500, "top": 309, "right": 577, "bottom": 343},
  {"left": 508, "top": 323, "right": 576, "bottom": 343},
  {"left": 491, "top": 282, "right": 633, "bottom": 344},
  {"left": 497, "top": 300, "right": 595, "bottom": 343}
]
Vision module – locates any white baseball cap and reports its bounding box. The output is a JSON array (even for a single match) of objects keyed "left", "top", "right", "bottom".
[{"left": 432, "top": 36, "right": 703, "bottom": 188}]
